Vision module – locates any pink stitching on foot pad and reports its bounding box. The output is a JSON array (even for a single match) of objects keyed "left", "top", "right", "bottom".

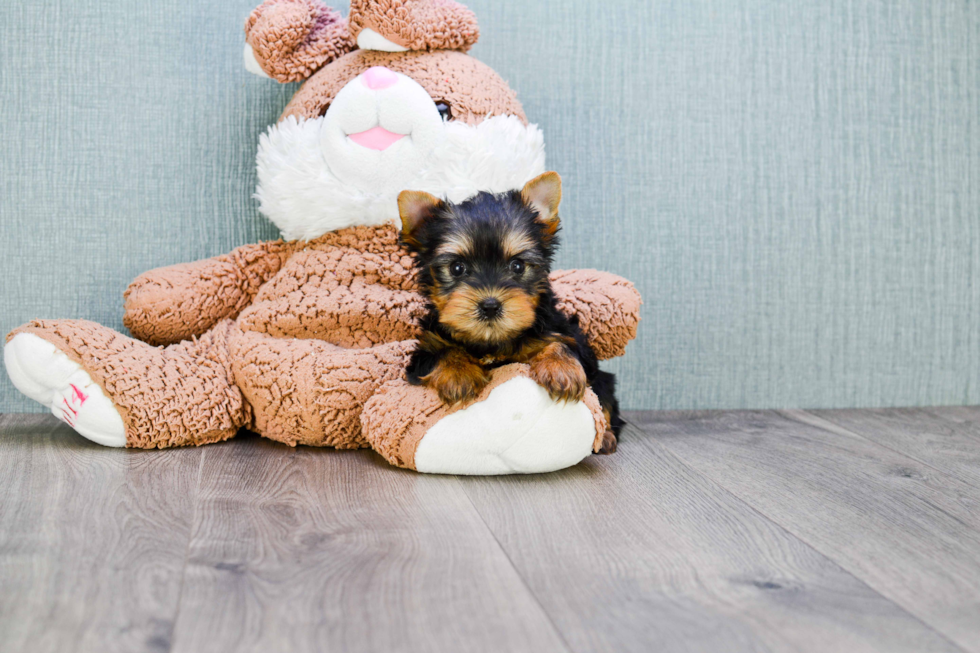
[
  {"left": 58, "top": 384, "right": 90, "bottom": 427},
  {"left": 70, "top": 384, "right": 89, "bottom": 406}
]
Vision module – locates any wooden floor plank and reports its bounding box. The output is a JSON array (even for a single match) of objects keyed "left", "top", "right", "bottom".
[
  {"left": 169, "top": 432, "right": 568, "bottom": 653},
  {"left": 5, "top": 411, "right": 976, "bottom": 653},
  {"left": 924, "top": 406, "right": 980, "bottom": 426},
  {"left": 456, "top": 422, "right": 962, "bottom": 653},
  {"left": 631, "top": 410, "right": 980, "bottom": 653},
  {"left": 0, "top": 414, "right": 202, "bottom": 653},
  {"left": 801, "top": 407, "right": 980, "bottom": 490}
]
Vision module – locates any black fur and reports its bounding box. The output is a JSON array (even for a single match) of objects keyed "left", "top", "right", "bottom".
[{"left": 401, "top": 189, "right": 623, "bottom": 445}]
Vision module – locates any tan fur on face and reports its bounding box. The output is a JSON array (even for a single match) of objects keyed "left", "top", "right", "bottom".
[
  {"left": 440, "top": 286, "right": 537, "bottom": 345},
  {"left": 501, "top": 228, "right": 536, "bottom": 260},
  {"left": 433, "top": 232, "right": 474, "bottom": 258}
]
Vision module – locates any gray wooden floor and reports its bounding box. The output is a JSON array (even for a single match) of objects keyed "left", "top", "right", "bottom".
[{"left": 1, "top": 408, "right": 979, "bottom": 653}]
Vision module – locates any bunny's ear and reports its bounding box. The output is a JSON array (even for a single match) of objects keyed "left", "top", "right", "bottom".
[
  {"left": 244, "top": 0, "right": 356, "bottom": 83},
  {"left": 349, "top": 0, "right": 479, "bottom": 53}
]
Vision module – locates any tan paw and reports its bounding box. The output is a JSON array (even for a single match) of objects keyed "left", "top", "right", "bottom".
[
  {"left": 597, "top": 430, "right": 618, "bottom": 455},
  {"left": 530, "top": 344, "right": 588, "bottom": 403},
  {"left": 423, "top": 353, "right": 491, "bottom": 406}
]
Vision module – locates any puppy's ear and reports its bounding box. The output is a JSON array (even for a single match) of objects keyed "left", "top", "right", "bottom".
[
  {"left": 398, "top": 190, "right": 444, "bottom": 247},
  {"left": 521, "top": 172, "right": 562, "bottom": 239}
]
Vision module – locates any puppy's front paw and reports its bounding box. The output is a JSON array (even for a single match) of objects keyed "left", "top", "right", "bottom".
[
  {"left": 530, "top": 344, "right": 588, "bottom": 403},
  {"left": 433, "top": 375, "right": 486, "bottom": 406},
  {"left": 423, "top": 354, "right": 491, "bottom": 406}
]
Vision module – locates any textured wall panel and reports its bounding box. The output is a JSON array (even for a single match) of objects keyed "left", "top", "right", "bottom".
[{"left": 1, "top": 0, "right": 977, "bottom": 412}]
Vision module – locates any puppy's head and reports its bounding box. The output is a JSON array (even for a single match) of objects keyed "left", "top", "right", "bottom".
[{"left": 399, "top": 172, "right": 563, "bottom": 346}]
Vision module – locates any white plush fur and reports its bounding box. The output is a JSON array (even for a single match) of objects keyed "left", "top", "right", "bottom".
[
  {"left": 243, "top": 43, "right": 270, "bottom": 78},
  {"left": 356, "top": 28, "right": 409, "bottom": 52},
  {"left": 413, "top": 377, "right": 596, "bottom": 475},
  {"left": 256, "top": 73, "right": 546, "bottom": 241},
  {"left": 318, "top": 71, "right": 448, "bottom": 190}
]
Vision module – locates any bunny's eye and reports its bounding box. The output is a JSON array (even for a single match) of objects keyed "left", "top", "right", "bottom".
[{"left": 435, "top": 101, "right": 453, "bottom": 122}]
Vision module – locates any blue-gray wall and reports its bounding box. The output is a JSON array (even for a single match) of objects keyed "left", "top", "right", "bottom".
[{"left": 1, "top": 0, "right": 978, "bottom": 413}]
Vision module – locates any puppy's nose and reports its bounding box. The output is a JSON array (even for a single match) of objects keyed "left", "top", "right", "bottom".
[
  {"left": 478, "top": 298, "right": 502, "bottom": 320},
  {"left": 361, "top": 66, "right": 398, "bottom": 90}
]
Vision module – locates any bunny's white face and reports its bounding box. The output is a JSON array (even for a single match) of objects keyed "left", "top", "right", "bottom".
[
  {"left": 318, "top": 66, "right": 448, "bottom": 191},
  {"left": 255, "top": 66, "right": 547, "bottom": 242}
]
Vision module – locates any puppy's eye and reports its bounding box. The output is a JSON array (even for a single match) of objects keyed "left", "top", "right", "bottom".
[
  {"left": 509, "top": 260, "right": 526, "bottom": 276},
  {"left": 449, "top": 261, "right": 468, "bottom": 278},
  {"left": 435, "top": 101, "right": 453, "bottom": 122}
]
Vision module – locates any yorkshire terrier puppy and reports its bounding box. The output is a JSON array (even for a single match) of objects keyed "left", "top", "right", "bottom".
[{"left": 398, "top": 172, "right": 622, "bottom": 454}]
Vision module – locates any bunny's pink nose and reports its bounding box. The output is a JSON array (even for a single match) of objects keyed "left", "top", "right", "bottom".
[{"left": 361, "top": 66, "right": 398, "bottom": 90}]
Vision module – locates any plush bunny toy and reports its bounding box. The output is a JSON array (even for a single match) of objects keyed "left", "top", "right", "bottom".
[{"left": 4, "top": 0, "right": 641, "bottom": 474}]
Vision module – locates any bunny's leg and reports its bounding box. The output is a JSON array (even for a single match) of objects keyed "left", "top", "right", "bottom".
[
  {"left": 230, "top": 329, "right": 414, "bottom": 448},
  {"left": 362, "top": 365, "right": 608, "bottom": 475},
  {"left": 228, "top": 332, "right": 606, "bottom": 473},
  {"left": 5, "top": 320, "right": 248, "bottom": 448}
]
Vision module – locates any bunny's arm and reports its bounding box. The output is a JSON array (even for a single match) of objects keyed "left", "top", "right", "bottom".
[
  {"left": 123, "top": 241, "right": 294, "bottom": 346},
  {"left": 550, "top": 269, "right": 642, "bottom": 361}
]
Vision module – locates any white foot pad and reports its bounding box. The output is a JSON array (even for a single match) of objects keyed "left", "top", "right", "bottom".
[
  {"left": 413, "top": 376, "right": 596, "bottom": 475},
  {"left": 4, "top": 333, "right": 127, "bottom": 447}
]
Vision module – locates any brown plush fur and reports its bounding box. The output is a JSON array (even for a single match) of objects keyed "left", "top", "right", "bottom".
[
  {"left": 245, "top": 0, "right": 355, "bottom": 82},
  {"left": 122, "top": 240, "right": 294, "bottom": 346},
  {"left": 8, "top": 319, "right": 249, "bottom": 449},
  {"left": 7, "top": 1, "right": 642, "bottom": 468},
  {"left": 349, "top": 0, "right": 479, "bottom": 53},
  {"left": 9, "top": 224, "right": 640, "bottom": 454},
  {"left": 281, "top": 49, "right": 527, "bottom": 125},
  {"left": 246, "top": 0, "right": 481, "bottom": 85}
]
